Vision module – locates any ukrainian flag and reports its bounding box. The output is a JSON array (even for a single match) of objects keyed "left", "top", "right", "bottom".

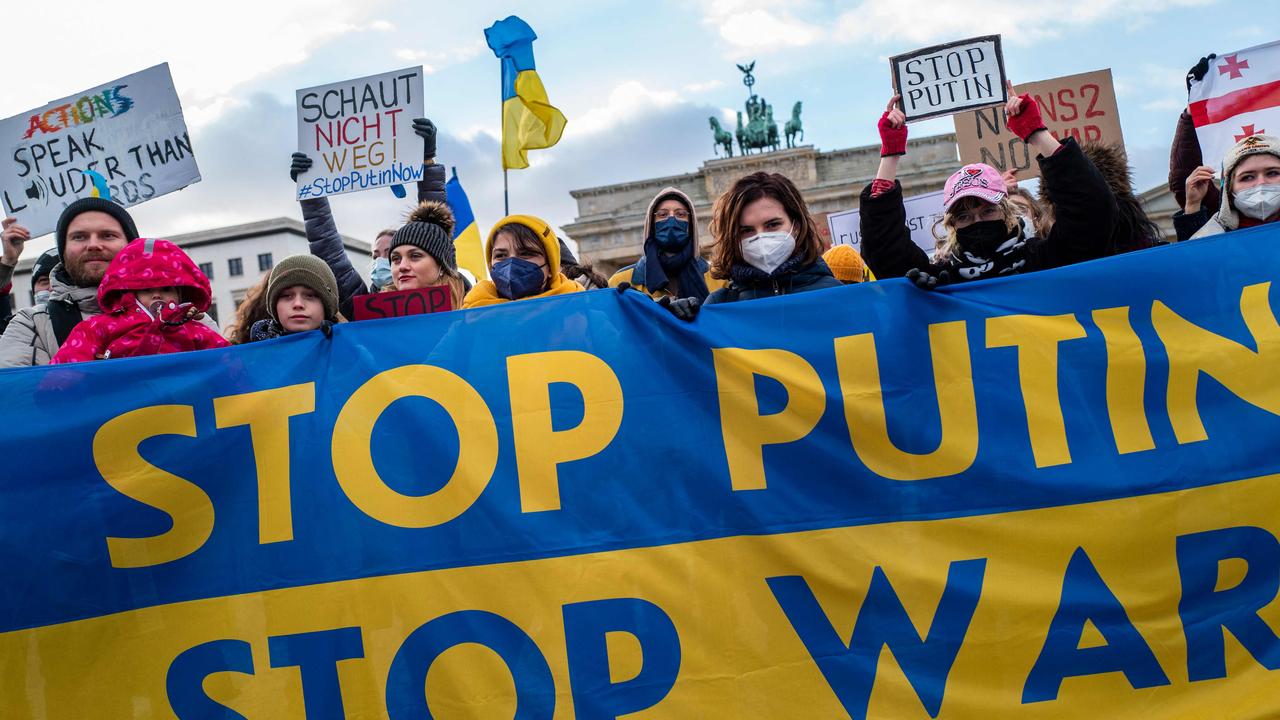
[
  {"left": 445, "top": 167, "right": 488, "bottom": 280},
  {"left": 485, "top": 15, "right": 567, "bottom": 170}
]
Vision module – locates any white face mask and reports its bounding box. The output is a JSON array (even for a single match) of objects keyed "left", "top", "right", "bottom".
[
  {"left": 33, "top": 290, "right": 51, "bottom": 305},
  {"left": 1234, "top": 184, "right": 1280, "bottom": 221},
  {"left": 741, "top": 231, "right": 796, "bottom": 275}
]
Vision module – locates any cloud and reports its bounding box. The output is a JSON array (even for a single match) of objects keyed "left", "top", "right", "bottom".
[
  {"left": 392, "top": 41, "right": 488, "bottom": 73},
  {"left": 701, "top": 0, "right": 826, "bottom": 50},
  {"left": 2, "top": 0, "right": 392, "bottom": 129},
  {"left": 684, "top": 80, "right": 726, "bottom": 94},
  {"left": 573, "top": 82, "right": 681, "bottom": 135},
  {"left": 832, "top": 0, "right": 1216, "bottom": 46}
]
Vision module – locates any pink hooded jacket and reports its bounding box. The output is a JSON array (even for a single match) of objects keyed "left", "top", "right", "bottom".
[{"left": 50, "top": 238, "right": 229, "bottom": 364}]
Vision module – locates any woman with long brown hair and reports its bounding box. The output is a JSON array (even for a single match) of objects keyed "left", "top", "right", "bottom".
[{"left": 654, "top": 171, "right": 840, "bottom": 318}]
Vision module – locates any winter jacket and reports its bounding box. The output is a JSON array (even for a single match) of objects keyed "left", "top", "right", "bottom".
[
  {"left": 1174, "top": 207, "right": 1217, "bottom": 240},
  {"left": 607, "top": 186, "right": 726, "bottom": 299},
  {"left": 861, "top": 138, "right": 1116, "bottom": 283},
  {"left": 50, "top": 239, "right": 228, "bottom": 364},
  {"left": 608, "top": 256, "right": 725, "bottom": 298},
  {"left": 302, "top": 163, "right": 448, "bottom": 319},
  {"left": 1169, "top": 109, "right": 1221, "bottom": 215},
  {"left": 704, "top": 257, "right": 842, "bottom": 304},
  {"left": 0, "top": 260, "right": 13, "bottom": 290},
  {"left": 247, "top": 317, "right": 336, "bottom": 342},
  {"left": 463, "top": 214, "right": 584, "bottom": 308}
]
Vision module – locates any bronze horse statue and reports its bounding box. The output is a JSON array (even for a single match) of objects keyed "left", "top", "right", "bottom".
[
  {"left": 785, "top": 101, "right": 804, "bottom": 148},
  {"left": 709, "top": 116, "right": 734, "bottom": 158}
]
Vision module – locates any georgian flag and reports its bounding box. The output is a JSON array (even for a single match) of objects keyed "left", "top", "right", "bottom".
[{"left": 1188, "top": 40, "right": 1280, "bottom": 170}]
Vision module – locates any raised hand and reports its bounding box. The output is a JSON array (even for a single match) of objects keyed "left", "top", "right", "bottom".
[
  {"left": 412, "top": 118, "right": 437, "bottom": 160},
  {"left": 1184, "top": 165, "right": 1216, "bottom": 213},
  {"left": 878, "top": 94, "right": 908, "bottom": 157},
  {"left": 2, "top": 217, "right": 30, "bottom": 267},
  {"left": 289, "top": 153, "right": 313, "bottom": 182}
]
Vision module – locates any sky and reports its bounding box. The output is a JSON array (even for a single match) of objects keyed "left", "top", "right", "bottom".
[{"left": 2, "top": 0, "right": 1269, "bottom": 258}]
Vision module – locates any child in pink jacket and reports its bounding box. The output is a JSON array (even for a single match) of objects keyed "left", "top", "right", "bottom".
[{"left": 51, "top": 238, "right": 229, "bottom": 363}]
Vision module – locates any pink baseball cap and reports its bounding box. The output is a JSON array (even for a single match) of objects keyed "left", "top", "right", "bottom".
[{"left": 943, "top": 164, "right": 1007, "bottom": 211}]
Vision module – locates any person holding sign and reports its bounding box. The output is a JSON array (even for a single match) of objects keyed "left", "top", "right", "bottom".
[
  {"left": 289, "top": 117, "right": 445, "bottom": 320},
  {"left": 248, "top": 255, "right": 343, "bottom": 341},
  {"left": 387, "top": 201, "right": 468, "bottom": 309},
  {"left": 462, "top": 215, "right": 584, "bottom": 308},
  {"left": 859, "top": 86, "right": 1115, "bottom": 288}
]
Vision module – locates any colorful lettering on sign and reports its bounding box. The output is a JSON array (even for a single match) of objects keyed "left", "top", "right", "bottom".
[{"left": 22, "top": 85, "right": 135, "bottom": 139}]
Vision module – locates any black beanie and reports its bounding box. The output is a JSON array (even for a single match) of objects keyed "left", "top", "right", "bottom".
[
  {"left": 31, "top": 248, "right": 60, "bottom": 284},
  {"left": 55, "top": 198, "right": 139, "bottom": 256},
  {"left": 392, "top": 201, "right": 457, "bottom": 271},
  {"left": 558, "top": 237, "right": 579, "bottom": 266}
]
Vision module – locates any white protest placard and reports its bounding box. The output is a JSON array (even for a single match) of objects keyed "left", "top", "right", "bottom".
[
  {"left": 827, "top": 189, "right": 944, "bottom": 257},
  {"left": 295, "top": 66, "right": 426, "bottom": 201},
  {"left": 0, "top": 63, "right": 201, "bottom": 238},
  {"left": 890, "top": 36, "right": 1007, "bottom": 122}
]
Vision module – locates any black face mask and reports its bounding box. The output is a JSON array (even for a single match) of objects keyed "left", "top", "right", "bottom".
[{"left": 955, "top": 219, "right": 1011, "bottom": 258}]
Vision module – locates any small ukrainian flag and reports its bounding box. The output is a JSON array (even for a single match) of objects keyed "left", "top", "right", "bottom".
[
  {"left": 485, "top": 16, "right": 567, "bottom": 170},
  {"left": 445, "top": 167, "right": 488, "bottom": 280}
]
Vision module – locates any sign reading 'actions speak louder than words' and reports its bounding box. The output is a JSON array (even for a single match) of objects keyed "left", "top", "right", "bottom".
[{"left": 0, "top": 63, "right": 201, "bottom": 238}]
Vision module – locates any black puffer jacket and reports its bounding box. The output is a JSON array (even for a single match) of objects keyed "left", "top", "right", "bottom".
[
  {"left": 860, "top": 138, "right": 1117, "bottom": 282},
  {"left": 705, "top": 257, "right": 842, "bottom": 304},
  {"left": 301, "top": 163, "right": 447, "bottom": 319}
]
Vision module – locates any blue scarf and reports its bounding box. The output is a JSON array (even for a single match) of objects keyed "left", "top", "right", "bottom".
[{"left": 637, "top": 237, "right": 710, "bottom": 301}]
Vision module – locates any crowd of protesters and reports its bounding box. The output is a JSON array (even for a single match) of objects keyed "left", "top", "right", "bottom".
[{"left": 0, "top": 54, "right": 1278, "bottom": 368}]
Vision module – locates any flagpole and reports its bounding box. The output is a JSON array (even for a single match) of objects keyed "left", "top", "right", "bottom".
[{"left": 501, "top": 71, "right": 510, "bottom": 216}]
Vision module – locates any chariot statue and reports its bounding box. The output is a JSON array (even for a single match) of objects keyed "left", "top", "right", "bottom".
[{"left": 708, "top": 61, "right": 803, "bottom": 156}]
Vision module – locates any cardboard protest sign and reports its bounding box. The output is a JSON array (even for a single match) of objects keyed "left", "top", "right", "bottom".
[
  {"left": 890, "top": 36, "right": 1007, "bottom": 122},
  {"left": 295, "top": 66, "right": 426, "bottom": 201},
  {"left": 352, "top": 285, "right": 453, "bottom": 321},
  {"left": 0, "top": 64, "right": 201, "bottom": 238},
  {"left": 953, "top": 69, "right": 1124, "bottom": 180},
  {"left": 828, "top": 189, "right": 944, "bottom": 256}
]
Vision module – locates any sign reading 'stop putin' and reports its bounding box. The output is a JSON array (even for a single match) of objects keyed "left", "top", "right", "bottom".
[{"left": 890, "top": 36, "right": 1007, "bottom": 122}]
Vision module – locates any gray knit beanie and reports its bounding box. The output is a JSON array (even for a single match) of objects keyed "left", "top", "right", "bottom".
[{"left": 266, "top": 254, "right": 340, "bottom": 321}]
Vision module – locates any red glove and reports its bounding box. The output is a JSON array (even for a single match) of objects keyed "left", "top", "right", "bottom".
[
  {"left": 878, "top": 112, "right": 908, "bottom": 157},
  {"left": 1005, "top": 93, "right": 1046, "bottom": 142}
]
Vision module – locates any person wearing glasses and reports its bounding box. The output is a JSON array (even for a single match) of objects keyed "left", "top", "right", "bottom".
[{"left": 609, "top": 187, "right": 724, "bottom": 302}]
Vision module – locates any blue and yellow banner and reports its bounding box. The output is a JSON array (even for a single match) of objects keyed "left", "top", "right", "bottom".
[
  {"left": 3, "top": 226, "right": 1280, "bottom": 718},
  {"left": 485, "top": 15, "right": 567, "bottom": 170}
]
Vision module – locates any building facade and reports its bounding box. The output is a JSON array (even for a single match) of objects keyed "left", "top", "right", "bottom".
[
  {"left": 6, "top": 217, "right": 370, "bottom": 326},
  {"left": 565, "top": 134, "right": 1180, "bottom": 275},
  {"left": 565, "top": 136, "right": 962, "bottom": 276}
]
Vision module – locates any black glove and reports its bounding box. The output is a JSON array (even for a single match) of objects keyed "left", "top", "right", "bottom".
[
  {"left": 290, "top": 152, "right": 312, "bottom": 181},
  {"left": 1186, "top": 54, "right": 1216, "bottom": 92},
  {"left": 906, "top": 268, "right": 950, "bottom": 290},
  {"left": 615, "top": 281, "right": 632, "bottom": 293},
  {"left": 413, "top": 118, "right": 437, "bottom": 159},
  {"left": 658, "top": 295, "right": 700, "bottom": 321}
]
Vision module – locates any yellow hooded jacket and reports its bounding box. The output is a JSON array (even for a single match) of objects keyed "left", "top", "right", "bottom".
[{"left": 462, "top": 214, "right": 585, "bottom": 308}]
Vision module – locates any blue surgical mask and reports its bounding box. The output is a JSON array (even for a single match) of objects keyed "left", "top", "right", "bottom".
[
  {"left": 491, "top": 257, "right": 546, "bottom": 300},
  {"left": 33, "top": 289, "right": 51, "bottom": 305},
  {"left": 370, "top": 257, "right": 391, "bottom": 288},
  {"left": 653, "top": 216, "right": 690, "bottom": 252}
]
